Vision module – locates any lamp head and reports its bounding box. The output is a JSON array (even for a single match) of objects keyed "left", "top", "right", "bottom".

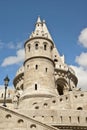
[{"left": 4, "top": 76, "right": 10, "bottom": 86}]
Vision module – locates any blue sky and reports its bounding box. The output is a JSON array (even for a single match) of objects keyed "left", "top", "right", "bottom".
[{"left": 0, "top": 0, "right": 87, "bottom": 90}]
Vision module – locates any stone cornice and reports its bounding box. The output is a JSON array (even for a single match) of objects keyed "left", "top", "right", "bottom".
[{"left": 24, "top": 37, "right": 54, "bottom": 48}]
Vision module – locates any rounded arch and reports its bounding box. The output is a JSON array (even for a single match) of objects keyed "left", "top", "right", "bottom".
[
  {"left": 30, "top": 124, "right": 36, "bottom": 128},
  {"left": 18, "top": 119, "right": 24, "bottom": 124},
  {"left": 54, "top": 59, "right": 58, "bottom": 62},
  {"left": 77, "top": 107, "right": 83, "bottom": 110},
  {"left": 6, "top": 114, "right": 12, "bottom": 119},
  {"left": 56, "top": 78, "right": 68, "bottom": 95},
  {"left": 34, "top": 41, "right": 39, "bottom": 50}
]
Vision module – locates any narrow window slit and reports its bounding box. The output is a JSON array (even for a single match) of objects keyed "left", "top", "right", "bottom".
[{"left": 35, "top": 84, "right": 37, "bottom": 90}]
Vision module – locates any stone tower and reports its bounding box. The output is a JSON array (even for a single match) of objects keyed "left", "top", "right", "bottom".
[
  {"left": 19, "top": 17, "right": 58, "bottom": 108},
  {"left": 14, "top": 17, "right": 78, "bottom": 110}
]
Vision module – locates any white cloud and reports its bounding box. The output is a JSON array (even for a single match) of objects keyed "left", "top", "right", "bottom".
[
  {"left": 70, "top": 51, "right": 87, "bottom": 90},
  {"left": 7, "top": 42, "right": 16, "bottom": 49},
  {"left": 16, "top": 42, "right": 23, "bottom": 49},
  {"left": 7, "top": 41, "right": 23, "bottom": 49},
  {"left": 1, "top": 49, "right": 25, "bottom": 67},
  {"left": 70, "top": 33, "right": 87, "bottom": 90},
  {"left": 0, "top": 40, "right": 23, "bottom": 49},
  {"left": 75, "top": 52, "right": 87, "bottom": 68},
  {"left": 78, "top": 28, "right": 87, "bottom": 48},
  {"left": 70, "top": 65, "right": 87, "bottom": 90}
]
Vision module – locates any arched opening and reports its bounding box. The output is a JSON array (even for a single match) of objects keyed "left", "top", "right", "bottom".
[
  {"left": 18, "top": 119, "right": 24, "bottom": 124},
  {"left": 54, "top": 59, "right": 58, "bottom": 62},
  {"left": 69, "top": 116, "right": 71, "bottom": 123},
  {"left": 78, "top": 116, "right": 80, "bottom": 123},
  {"left": 27, "top": 44, "right": 31, "bottom": 52},
  {"left": 57, "top": 84, "right": 64, "bottom": 95},
  {"left": 45, "top": 68, "right": 48, "bottom": 72},
  {"left": 50, "top": 46, "right": 53, "bottom": 51},
  {"left": 44, "top": 44, "right": 47, "bottom": 50},
  {"left": 60, "top": 116, "right": 62, "bottom": 123},
  {"left": 35, "top": 65, "right": 38, "bottom": 70},
  {"left": 43, "top": 42, "right": 47, "bottom": 50},
  {"left": 56, "top": 78, "right": 68, "bottom": 96},
  {"left": 30, "top": 124, "right": 36, "bottom": 128},
  {"left": 6, "top": 114, "right": 12, "bottom": 119},
  {"left": 35, "top": 106, "right": 39, "bottom": 109},
  {"left": 77, "top": 107, "right": 83, "bottom": 110},
  {"left": 35, "top": 84, "right": 37, "bottom": 90},
  {"left": 35, "top": 43, "right": 38, "bottom": 50},
  {"left": 44, "top": 103, "right": 48, "bottom": 108}
]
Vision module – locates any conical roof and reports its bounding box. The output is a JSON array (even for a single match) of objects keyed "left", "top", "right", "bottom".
[
  {"left": 36, "top": 16, "right": 41, "bottom": 23},
  {"left": 30, "top": 17, "right": 53, "bottom": 42}
]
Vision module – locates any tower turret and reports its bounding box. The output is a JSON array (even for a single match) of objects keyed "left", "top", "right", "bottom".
[{"left": 20, "top": 17, "right": 58, "bottom": 107}]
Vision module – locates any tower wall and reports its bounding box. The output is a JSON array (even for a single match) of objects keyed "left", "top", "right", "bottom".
[
  {"left": 23, "top": 37, "right": 57, "bottom": 100},
  {"left": 24, "top": 38, "right": 53, "bottom": 60}
]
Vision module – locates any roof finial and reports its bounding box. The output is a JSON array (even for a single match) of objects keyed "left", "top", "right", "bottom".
[{"left": 37, "top": 16, "right": 41, "bottom": 23}]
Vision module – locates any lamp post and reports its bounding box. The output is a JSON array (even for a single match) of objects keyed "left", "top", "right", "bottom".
[
  {"left": 3, "top": 76, "right": 10, "bottom": 107},
  {"left": 67, "top": 68, "right": 72, "bottom": 91}
]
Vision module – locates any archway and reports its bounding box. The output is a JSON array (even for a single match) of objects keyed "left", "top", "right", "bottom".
[
  {"left": 57, "top": 84, "right": 64, "bottom": 95},
  {"left": 56, "top": 78, "right": 68, "bottom": 95}
]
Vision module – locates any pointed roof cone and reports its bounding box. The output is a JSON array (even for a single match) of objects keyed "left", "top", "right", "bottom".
[
  {"left": 42, "top": 19, "right": 53, "bottom": 41},
  {"left": 36, "top": 16, "right": 41, "bottom": 23},
  {"left": 29, "top": 17, "right": 54, "bottom": 43}
]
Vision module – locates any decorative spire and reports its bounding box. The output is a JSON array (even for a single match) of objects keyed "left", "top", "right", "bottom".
[
  {"left": 29, "top": 17, "right": 54, "bottom": 42},
  {"left": 36, "top": 16, "right": 41, "bottom": 23}
]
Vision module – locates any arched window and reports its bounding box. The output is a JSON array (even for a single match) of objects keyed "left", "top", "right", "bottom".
[
  {"left": 44, "top": 103, "right": 48, "bottom": 108},
  {"left": 35, "top": 43, "right": 38, "bottom": 49},
  {"left": 18, "top": 119, "right": 24, "bottom": 124},
  {"left": 30, "top": 124, "right": 36, "bottom": 128},
  {"left": 69, "top": 116, "right": 71, "bottom": 122},
  {"left": 35, "top": 84, "right": 37, "bottom": 90},
  {"left": 78, "top": 116, "right": 80, "bottom": 123},
  {"left": 35, "top": 65, "right": 38, "bottom": 70},
  {"left": 57, "top": 84, "right": 64, "bottom": 95},
  {"left": 77, "top": 107, "right": 83, "bottom": 110},
  {"left": 27, "top": 65, "right": 29, "bottom": 69},
  {"left": 6, "top": 114, "right": 12, "bottom": 119},
  {"left": 45, "top": 68, "right": 48, "bottom": 72},
  {"left": 35, "top": 106, "right": 39, "bottom": 109},
  {"left": 44, "top": 44, "right": 47, "bottom": 50},
  {"left": 54, "top": 59, "right": 58, "bottom": 62},
  {"left": 43, "top": 42, "right": 47, "bottom": 50},
  {"left": 27, "top": 44, "right": 31, "bottom": 52},
  {"left": 51, "top": 116, "right": 54, "bottom": 121},
  {"left": 50, "top": 46, "right": 53, "bottom": 51},
  {"left": 35, "top": 41, "right": 39, "bottom": 50},
  {"left": 60, "top": 116, "right": 62, "bottom": 122},
  {"left": 52, "top": 100, "right": 56, "bottom": 103}
]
